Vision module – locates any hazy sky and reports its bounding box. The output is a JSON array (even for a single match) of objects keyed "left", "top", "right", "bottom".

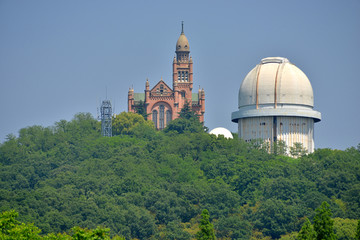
[{"left": 1, "top": 0, "right": 359, "bottom": 150}]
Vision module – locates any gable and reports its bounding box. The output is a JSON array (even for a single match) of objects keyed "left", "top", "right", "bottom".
[{"left": 150, "top": 80, "right": 173, "bottom": 97}]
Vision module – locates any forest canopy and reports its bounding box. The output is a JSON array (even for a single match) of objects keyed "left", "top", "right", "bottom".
[{"left": 0, "top": 112, "right": 359, "bottom": 239}]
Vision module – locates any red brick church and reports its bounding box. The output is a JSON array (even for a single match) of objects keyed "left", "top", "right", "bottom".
[{"left": 127, "top": 24, "right": 205, "bottom": 129}]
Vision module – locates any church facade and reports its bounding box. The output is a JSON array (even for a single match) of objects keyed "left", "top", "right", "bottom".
[{"left": 128, "top": 25, "right": 205, "bottom": 129}]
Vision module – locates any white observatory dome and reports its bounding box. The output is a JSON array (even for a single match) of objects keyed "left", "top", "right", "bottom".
[
  {"left": 239, "top": 57, "right": 313, "bottom": 108},
  {"left": 209, "top": 127, "right": 233, "bottom": 139},
  {"left": 231, "top": 57, "right": 321, "bottom": 154},
  {"left": 232, "top": 57, "right": 321, "bottom": 122}
]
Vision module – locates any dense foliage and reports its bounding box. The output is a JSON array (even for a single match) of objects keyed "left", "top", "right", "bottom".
[
  {"left": 0, "top": 210, "right": 125, "bottom": 239},
  {"left": 1, "top": 112, "right": 360, "bottom": 239}
]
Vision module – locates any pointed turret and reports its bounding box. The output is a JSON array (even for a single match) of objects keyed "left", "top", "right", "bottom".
[
  {"left": 145, "top": 78, "right": 150, "bottom": 101},
  {"left": 200, "top": 88, "right": 205, "bottom": 114},
  {"left": 146, "top": 78, "right": 150, "bottom": 90},
  {"left": 128, "top": 87, "right": 134, "bottom": 112}
]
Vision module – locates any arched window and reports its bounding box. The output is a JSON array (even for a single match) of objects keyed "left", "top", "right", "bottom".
[
  {"left": 159, "top": 105, "right": 165, "bottom": 130},
  {"left": 166, "top": 110, "right": 172, "bottom": 126},
  {"left": 152, "top": 110, "right": 158, "bottom": 129},
  {"left": 181, "top": 91, "right": 186, "bottom": 98}
]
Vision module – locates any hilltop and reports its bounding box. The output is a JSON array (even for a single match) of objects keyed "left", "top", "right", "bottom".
[{"left": 1, "top": 112, "right": 359, "bottom": 239}]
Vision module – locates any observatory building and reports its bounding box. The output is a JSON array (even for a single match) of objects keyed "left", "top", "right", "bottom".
[
  {"left": 231, "top": 57, "right": 321, "bottom": 153},
  {"left": 209, "top": 127, "right": 233, "bottom": 139}
]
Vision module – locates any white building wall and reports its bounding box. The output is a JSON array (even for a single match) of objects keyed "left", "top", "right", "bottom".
[
  {"left": 238, "top": 116, "right": 315, "bottom": 153},
  {"left": 239, "top": 116, "right": 273, "bottom": 143}
]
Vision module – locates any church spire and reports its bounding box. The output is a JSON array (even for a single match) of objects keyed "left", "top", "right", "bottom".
[{"left": 181, "top": 21, "right": 184, "bottom": 34}]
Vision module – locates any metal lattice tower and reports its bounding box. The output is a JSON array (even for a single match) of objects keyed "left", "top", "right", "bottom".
[{"left": 100, "top": 100, "right": 112, "bottom": 137}]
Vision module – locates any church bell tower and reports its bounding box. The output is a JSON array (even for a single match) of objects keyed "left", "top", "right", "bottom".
[
  {"left": 128, "top": 22, "right": 205, "bottom": 127},
  {"left": 173, "top": 22, "right": 194, "bottom": 110}
]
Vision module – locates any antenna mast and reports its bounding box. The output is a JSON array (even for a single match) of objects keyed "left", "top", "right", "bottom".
[{"left": 100, "top": 99, "right": 112, "bottom": 137}]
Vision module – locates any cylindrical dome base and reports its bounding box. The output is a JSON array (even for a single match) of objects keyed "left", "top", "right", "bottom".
[{"left": 238, "top": 116, "right": 315, "bottom": 153}]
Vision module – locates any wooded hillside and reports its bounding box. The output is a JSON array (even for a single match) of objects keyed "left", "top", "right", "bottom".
[{"left": 1, "top": 112, "right": 359, "bottom": 239}]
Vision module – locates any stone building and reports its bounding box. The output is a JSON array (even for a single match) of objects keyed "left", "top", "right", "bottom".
[
  {"left": 128, "top": 24, "right": 205, "bottom": 129},
  {"left": 231, "top": 57, "right": 321, "bottom": 153}
]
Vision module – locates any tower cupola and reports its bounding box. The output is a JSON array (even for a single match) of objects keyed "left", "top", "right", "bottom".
[{"left": 175, "top": 22, "right": 190, "bottom": 62}]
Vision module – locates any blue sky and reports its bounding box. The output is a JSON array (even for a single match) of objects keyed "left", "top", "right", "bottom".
[{"left": 0, "top": 0, "right": 359, "bottom": 150}]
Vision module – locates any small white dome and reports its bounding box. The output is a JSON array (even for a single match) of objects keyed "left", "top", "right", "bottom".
[{"left": 209, "top": 127, "right": 233, "bottom": 139}]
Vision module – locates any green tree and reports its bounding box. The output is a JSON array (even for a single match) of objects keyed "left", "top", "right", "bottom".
[
  {"left": 298, "top": 218, "right": 315, "bottom": 240},
  {"left": 279, "top": 232, "right": 298, "bottom": 240},
  {"left": 196, "top": 209, "right": 216, "bottom": 240},
  {"left": 135, "top": 100, "right": 149, "bottom": 120},
  {"left": 112, "top": 112, "right": 154, "bottom": 135},
  {"left": 272, "top": 140, "right": 287, "bottom": 155},
  {"left": 215, "top": 215, "right": 252, "bottom": 239},
  {"left": 356, "top": 219, "right": 360, "bottom": 240},
  {"left": 333, "top": 218, "right": 357, "bottom": 240},
  {"left": 0, "top": 210, "right": 126, "bottom": 240},
  {"left": 179, "top": 101, "right": 199, "bottom": 121},
  {"left": 71, "top": 226, "right": 112, "bottom": 240},
  {"left": 290, "top": 142, "right": 307, "bottom": 158},
  {"left": 0, "top": 210, "right": 42, "bottom": 239},
  {"left": 313, "top": 202, "right": 337, "bottom": 240},
  {"left": 68, "top": 113, "right": 100, "bottom": 138},
  {"left": 156, "top": 221, "right": 191, "bottom": 240},
  {"left": 164, "top": 118, "right": 204, "bottom": 134},
  {"left": 253, "top": 198, "right": 298, "bottom": 239},
  {"left": 164, "top": 101, "right": 204, "bottom": 134}
]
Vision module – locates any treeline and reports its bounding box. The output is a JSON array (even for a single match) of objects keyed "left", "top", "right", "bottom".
[
  {"left": 2, "top": 203, "right": 358, "bottom": 239},
  {"left": 0, "top": 210, "right": 125, "bottom": 239},
  {"left": 0, "top": 112, "right": 360, "bottom": 239}
]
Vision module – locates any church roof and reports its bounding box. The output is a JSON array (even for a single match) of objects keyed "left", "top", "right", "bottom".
[
  {"left": 192, "top": 93, "right": 199, "bottom": 105},
  {"left": 134, "top": 93, "right": 145, "bottom": 102}
]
